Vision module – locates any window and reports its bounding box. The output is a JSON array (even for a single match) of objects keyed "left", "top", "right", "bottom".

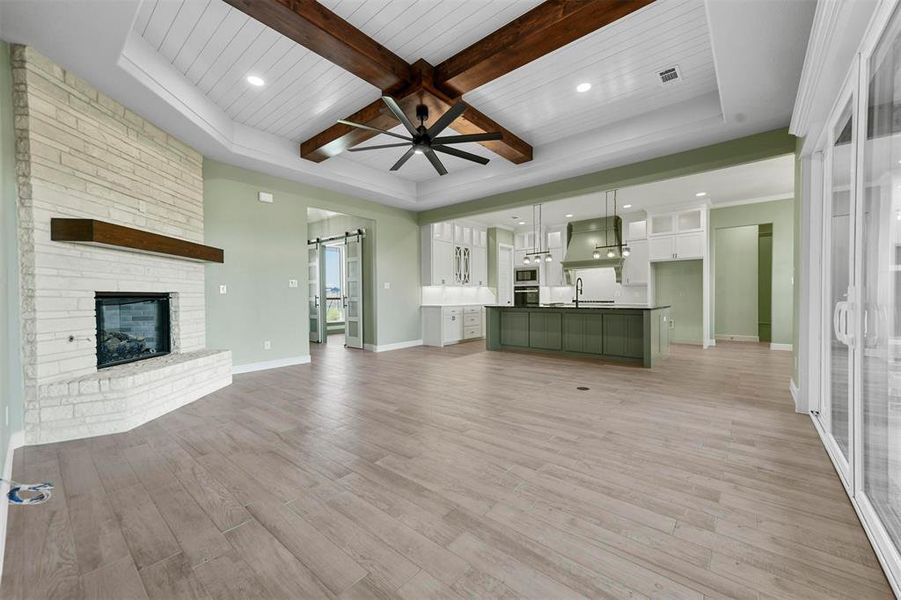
[{"left": 325, "top": 245, "right": 344, "bottom": 323}]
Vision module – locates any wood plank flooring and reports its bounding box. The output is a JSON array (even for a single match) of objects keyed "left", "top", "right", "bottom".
[{"left": 2, "top": 338, "right": 893, "bottom": 599}]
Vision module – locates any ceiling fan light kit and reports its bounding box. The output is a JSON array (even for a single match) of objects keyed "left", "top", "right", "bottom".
[{"left": 343, "top": 96, "right": 502, "bottom": 175}]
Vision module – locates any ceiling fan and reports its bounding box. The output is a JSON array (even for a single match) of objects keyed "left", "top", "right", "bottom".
[{"left": 340, "top": 96, "right": 502, "bottom": 176}]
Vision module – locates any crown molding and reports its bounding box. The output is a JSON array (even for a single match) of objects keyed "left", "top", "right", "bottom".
[{"left": 790, "top": 1, "right": 847, "bottom": 137}]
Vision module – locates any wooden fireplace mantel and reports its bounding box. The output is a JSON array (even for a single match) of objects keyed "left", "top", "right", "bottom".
[{"left": 50, "top": 218, "right": 224, "bottom": 263}]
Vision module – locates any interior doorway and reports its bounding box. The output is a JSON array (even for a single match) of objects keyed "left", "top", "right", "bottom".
[
  {"left": 713, "top": 223, "right": 774, "bottom": 343},
  {"left": 307, "top": 208, "right": 369, "bottom": 350}
]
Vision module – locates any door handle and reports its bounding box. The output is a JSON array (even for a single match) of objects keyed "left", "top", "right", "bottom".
[
  {"left": 314, "top": 295, "right": 320, "bottom": 309},
  {"left": 833, "top": 301, "right": 844, "bottom": 344},
  {"left": 844, "top": 303, "right": 855, "bottom": 347},
  {"left": 342, "top": 295, "right": 347, "bottom": 308}
]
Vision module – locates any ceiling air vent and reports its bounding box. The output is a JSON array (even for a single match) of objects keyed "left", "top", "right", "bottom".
[{"left": 657, "top": 65, "right": 682, "bottom": 86}]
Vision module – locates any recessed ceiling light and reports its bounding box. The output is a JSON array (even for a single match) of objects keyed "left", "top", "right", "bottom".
[
  {"left": 695, "top": 192, "right": 707, "bottom": 197},
  {"left": 518, "top": 221, "right": 526, "bottom": 225},
  {"left": 576, "top": 82, "right": 592, "bottom": 93},
  {"left": 565, "top": 213, "right": 573, "bottom": 218},
  {"left": 414, "top": 149, "right": 423, "bottom": 155},
  {"left": 246, "top": 75, "right": 265, "bottom": 87},
  {"left": 622, "top": 204, "right": 632, "bottom": 209}
]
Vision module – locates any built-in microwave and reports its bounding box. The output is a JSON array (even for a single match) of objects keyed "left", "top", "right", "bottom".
[{"left": 514, "top": 266, "right": 539, "bottom": 285}]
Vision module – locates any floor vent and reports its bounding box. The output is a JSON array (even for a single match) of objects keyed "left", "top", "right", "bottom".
[{"left": 657, "top": 65, "right": 682, "bottom": 86}]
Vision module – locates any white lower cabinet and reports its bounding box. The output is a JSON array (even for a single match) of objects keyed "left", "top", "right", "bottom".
[{"left": 422, "top": 305, "right": 485, "bottom": 346}]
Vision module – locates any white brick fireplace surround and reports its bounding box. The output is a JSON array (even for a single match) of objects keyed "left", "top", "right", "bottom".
[{"left": 12, "top": 46, "right": 231, "bottom": 444}]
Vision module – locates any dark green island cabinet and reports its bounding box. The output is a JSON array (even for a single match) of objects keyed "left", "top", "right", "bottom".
[{"left": 486, "top": 305, "right": 671, "bottom": 367}]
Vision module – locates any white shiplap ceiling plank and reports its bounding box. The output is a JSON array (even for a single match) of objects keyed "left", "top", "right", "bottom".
[
  {"left": 195, "top": 17, "right": 265, "bottom": 93},
  {"left": 170, "top": 0, "right": 231, "bottom": 72},
  {"left": 466, "top": 0, "right": 703, "bottom": 106},
  {"left": 224, "top": 42, "right": 309, "bottom": 117},
  {"left": 183, "top": 7, "right": 248, "bottom": 82},
  {"left": 158, "top": 0, "right": 210, "bottom": 59},
  {"left": 204, "top": 25, "right": 280, "bottom": 100},
  {"left": 142, "top": 0, "right": 185, "bottom": 50},
  {"left": 133, "top": 0, "right": 158, "bottom": 36},
  {"left": 217, "top": 35, "right": 296, "bottom": 113},
  {"left": 463, "top": 0, "right": 715, "bottom": 145}
]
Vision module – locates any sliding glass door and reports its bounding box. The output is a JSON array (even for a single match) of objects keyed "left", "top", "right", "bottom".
[
  {"left": 860, "top": 4, "right": 901, "bottom": 573},
  {"left": 822, "top": 87, "right": 857, "bottom": 482}
]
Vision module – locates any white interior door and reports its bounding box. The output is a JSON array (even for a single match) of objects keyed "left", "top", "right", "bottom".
[
  {"left": 344, "top": 234, "right": 363, "bottom": 349},
  {"left": 308, "top": 244, "right": 325, "bottom": 343},
  {"left": 498, "top": 244, "right": 513, "bottom": 305}
]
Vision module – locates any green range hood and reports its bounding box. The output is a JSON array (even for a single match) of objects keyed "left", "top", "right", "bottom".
[{"left": 561, "top": 216, "right": 624, "bottom": 282}]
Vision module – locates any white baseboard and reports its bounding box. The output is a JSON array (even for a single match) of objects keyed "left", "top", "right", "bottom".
[
  {"left": 770, "top": 343, "right": 793, "bottom": 351},
  {"left": 232, "top": 355, "right": 311, "bottom": 374},
  {"left": 0, "top": 430, "right": 24, "bottom": 585},
  {"left": 364, "top": 339, "right": 423, "bottom": 353},
  {"left": 789, "top": 378, "right": 802, "bottom": 413},
  {"left": 715, "top": 334, "right": 760, "bottom": 342}
]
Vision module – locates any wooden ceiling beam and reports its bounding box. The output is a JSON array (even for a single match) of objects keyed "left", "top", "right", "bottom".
[
  {"left": 435, "top": 0, "right": 655, "bottom": 96},
  {"left": 222, "top": 0, "right": 410, "bottom": 90}
]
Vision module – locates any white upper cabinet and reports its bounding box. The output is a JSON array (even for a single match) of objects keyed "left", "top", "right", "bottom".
[
  {"left": 627, "top": 219, "right": 647, "bottom": 241},
  {"left": 422, "top": 221, "right": 489, "bottom": 288},
  {"left": 649, "top": 214, "right": 675, "bottom": 236},
  {"left": 622, "top": 239, "right": 649, "bottom": 286},
  {"left": 431, "top": 221, "right": 453, "bottom": 243},
  {"left": 514, "top": 231, "right": 536, "bottom": 250},
  {"left": 646, "top": 206, "right": 707, "bottom": 262}
]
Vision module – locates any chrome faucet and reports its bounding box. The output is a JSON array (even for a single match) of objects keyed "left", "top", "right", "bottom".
[{"left": 574, "top": 277, "right": 583, "bottom": 308}]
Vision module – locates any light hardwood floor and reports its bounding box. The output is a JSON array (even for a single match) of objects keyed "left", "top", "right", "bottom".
[{"left": 1, "top": 338, "right": 893, "bottom": 599}]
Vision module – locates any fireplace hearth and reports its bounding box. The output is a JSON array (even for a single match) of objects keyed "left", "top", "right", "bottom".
[{"left": 96, "top": 293, "right": 171, "bottom": 368}]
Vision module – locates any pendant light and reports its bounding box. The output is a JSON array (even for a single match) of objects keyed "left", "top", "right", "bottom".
[
  {"left": 525, "top": 203, "right": 552, "bottom": 264},
  {"left": 594, "top": 189, "right": 629, "bottom": 259}
]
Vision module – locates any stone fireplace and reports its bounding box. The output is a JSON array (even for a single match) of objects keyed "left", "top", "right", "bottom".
[{"left": 12, "top": 46, "right": 231, "bottom": 444}]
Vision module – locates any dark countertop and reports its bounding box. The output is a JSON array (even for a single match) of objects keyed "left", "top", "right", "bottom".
[{"left": 485, "top": 304, "right": 671, "bottom": 310}]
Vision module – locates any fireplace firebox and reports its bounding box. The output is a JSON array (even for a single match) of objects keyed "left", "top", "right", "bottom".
[{"left": 95, "top": 293, "right": 171, "bottom": 368}]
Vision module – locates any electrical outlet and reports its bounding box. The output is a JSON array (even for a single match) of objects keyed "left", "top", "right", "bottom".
[
  {"left": 258, "top": 191, "right": 274, "bottom": 203},
  {"left": 384, "top": 282, "right": 390, "bottom": 290},
  {"left": 219, "top": 284, "right": 227, "bottom": 295},
  {"left": 669, "top": 319, "right": 675, "bottom": 329},
  {"left": 288, "top": 279, "right": 298, "bottom": 288},
  {"left": 264, "top": 340, "right": 271, "bottom": 350}
]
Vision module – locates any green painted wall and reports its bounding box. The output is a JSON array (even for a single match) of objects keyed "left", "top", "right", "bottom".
[
  {"left": 709, "top": 198, "right": 794, "bottom": 346},
  {"left": 0, "top": 41, "right": 22, "bottom": 464},
  {"left": 758, "top": 224, "right": 773, "bottom": 343},
  {"left": 204, "top": 160, "right": 421, "bottom": 366},
  {"left": 654, "top": 260, "right": 704, "bottom": 344},
  {"left": 418, "top": 129, "right": 796, "bottom": 224},
  {"left": 487, "top": 227, "right": 513, "bottom": 292},
  {"left": 714, "top": 225, "right": 759, "bottom": 338}
]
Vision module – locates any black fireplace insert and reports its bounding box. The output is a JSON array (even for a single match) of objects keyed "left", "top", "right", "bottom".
[{"left": 95, "top": 292, "right": 170, "bottom": 368}]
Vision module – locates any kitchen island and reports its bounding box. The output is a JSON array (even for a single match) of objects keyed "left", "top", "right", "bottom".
[{"left": 485, "top": 304, "right": 671, "bottom": 367}]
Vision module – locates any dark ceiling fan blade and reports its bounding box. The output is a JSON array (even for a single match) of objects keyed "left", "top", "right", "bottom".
[
  {"left": 425, "top": 149, "right": 448, "bottom": 176},
  {"left": 433, "top": 144, "right": 490, "bottom": 165},
  {"left": 337, "top": 119, "right": 411, "bottom": 141},
  {"left": 381, "top": 96, "right": 418, "bottom": 136},
  {"left": 347, "top": 143, "right": 412, "bottom": 152},
  {"left": 390, "top": 147, "right": 417, "bottom": 171},
  {"left": 432, "top": 132, "right": 502, "bottom": 144},
  {"left": 427, "top": 101, "right": 467, "bottom": 138}
]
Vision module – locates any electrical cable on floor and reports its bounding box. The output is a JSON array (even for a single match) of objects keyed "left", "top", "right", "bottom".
[{"left": 1, "top": 478, "right": 53, "bottom": 505}]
